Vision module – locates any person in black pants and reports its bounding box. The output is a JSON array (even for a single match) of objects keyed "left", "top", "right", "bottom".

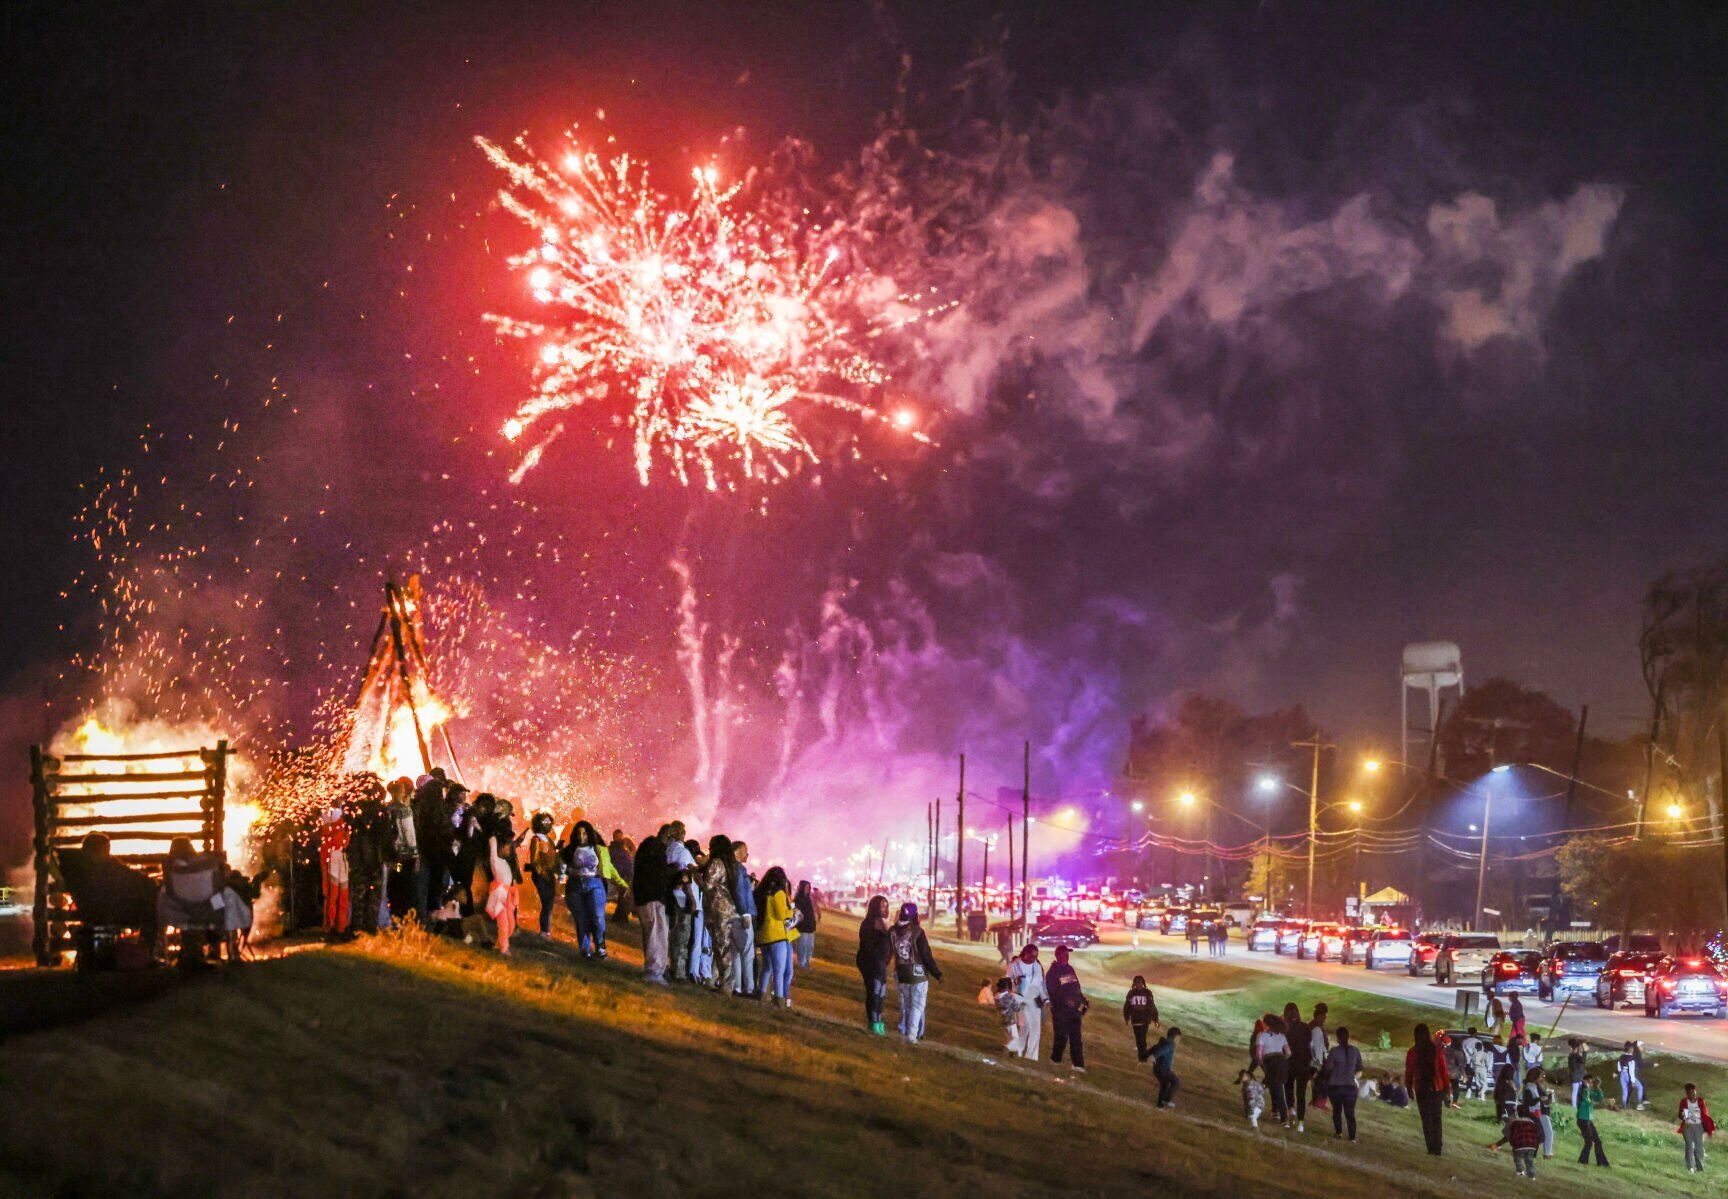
[
  {"left": 1150, "top": 1027, "right": 1182, "bottom": 1107},
  {"left": 1406, "top": 1022, "right": 1450, "bottom": 1155},
  {"left": 1123, "top": 975, "right": 1160, "bottom": 1060},
  {"left": 1322, "top": 1026, "right": 1365, "bottom": 1141},
  {"left": 1046, "top": 945, "right": 1090, "bottom": 1070}
]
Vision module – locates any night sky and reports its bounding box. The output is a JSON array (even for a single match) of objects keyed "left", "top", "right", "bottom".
[{"left": 5, "top": 2, "right": 1728, "bottom": 864}]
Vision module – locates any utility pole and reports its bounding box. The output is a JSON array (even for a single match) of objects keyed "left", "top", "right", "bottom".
[
  {"left": 1717, "top": 715, "right": 1728, "bottom": 936},
  {"left": 1019, "top": 745, "right": 1031, "bottom": 925},
  {"left": 934, "top": 795, "right": 942, "bottom": 925},
  {"left": 1415, "top": 697, "right": 1448, "bottom": 924},
  {"left": 1474, "top": 770, "right": 1496, "bottom": 931},
  {"left": 1293, "top": 736, "right": 1333, "bottom": 918},
  {"left": 955, "top": 754, "right": 966, "bottom": 935},
  {"left": 926, "top": 801, "right": 934, "bottom": 920},
  {"left": 1005, "top": 812, "right": 1015, "bottom": 930}
]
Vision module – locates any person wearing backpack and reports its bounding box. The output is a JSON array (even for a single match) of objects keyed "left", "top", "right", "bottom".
[
  {"left": 525, "top": 812, "right": 562, "bottom": 937},
  {"left": 1045, "top": 945, "right": 1090, "bottom": 1071},
  {"left": 888, "top": 902, "right": 943, "bottom": 1042}
]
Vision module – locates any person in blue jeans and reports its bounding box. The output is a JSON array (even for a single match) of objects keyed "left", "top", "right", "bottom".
[
  {"left": 561, "top": 820, "right": 621, "bottom": 959},
  {"left": 525, "top": 812, "right": 562, "bottom": 936},
  {"left": 731, "top": 842, "right": 758, "bottom": 996}
]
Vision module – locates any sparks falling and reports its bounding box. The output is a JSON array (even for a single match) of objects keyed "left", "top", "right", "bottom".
[{"left": 478, "top": 132, "right": 915, "bottom": 490}]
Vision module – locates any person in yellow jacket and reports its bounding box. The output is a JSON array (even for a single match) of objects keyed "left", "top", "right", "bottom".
[
  {"left": 560, "top": 820, "right": 624, "bottom": 959},
  {"left": 756, "top": 865, "right": 800, "bottom": 1007}
]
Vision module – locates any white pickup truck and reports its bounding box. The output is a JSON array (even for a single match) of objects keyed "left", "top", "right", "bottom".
[{"left": 1434, "top": 933, "right": 1502, "bottom": 986}]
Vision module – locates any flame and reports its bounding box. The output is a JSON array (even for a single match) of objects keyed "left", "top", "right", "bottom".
[{"left": 53, "top": 714, "right": 258, "bottom": 863}]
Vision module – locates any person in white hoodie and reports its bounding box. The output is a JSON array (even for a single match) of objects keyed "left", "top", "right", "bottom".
[{"left": 1008, "top": 944, "right": 1048, "bottom": 1061}]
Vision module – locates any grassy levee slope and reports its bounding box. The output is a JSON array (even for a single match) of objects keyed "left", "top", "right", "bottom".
[{"left": 0, "top": 911, "right": 1715, "bottom": 1199}]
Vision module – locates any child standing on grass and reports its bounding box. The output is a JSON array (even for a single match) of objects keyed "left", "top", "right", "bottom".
[
  {"left": 1677, "top": 1082, "right": 1715, "bottom": 1174},
  {"left": 1575, "top": 1074, "right": 1608, "bottom": 1167},
  {"left": 1149, "top": 1026, "right": 1181, "bottom": 1108},
  {"left": 992, "top": 978, "right": 1027, "bottom": 1054},
  {"left": 1508, "top": 1109, "right": 1542, "bottom": 1178},
  {"left": 1238, "top": 1068, "right": 1266, "bottom": 1128}
]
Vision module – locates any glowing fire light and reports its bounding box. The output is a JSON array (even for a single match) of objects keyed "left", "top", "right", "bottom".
[
  {"left": 478, "top": 132, "right": 918, "bottom": 490},
  {"left": 55, "top": 715, "right": 258, "bottom": 863}
]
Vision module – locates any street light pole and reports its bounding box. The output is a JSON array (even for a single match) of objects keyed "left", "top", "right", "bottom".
[
  {"left": 1474, "top": 771, "right": 1497, "bottom": 931},
  {"left": 1293, "top": 737, "right": 1333, "bottom": 917}
]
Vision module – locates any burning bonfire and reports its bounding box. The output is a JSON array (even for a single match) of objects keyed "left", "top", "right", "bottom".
[{"left": 344, "top": 576, "right": 464, "bottom": 784}]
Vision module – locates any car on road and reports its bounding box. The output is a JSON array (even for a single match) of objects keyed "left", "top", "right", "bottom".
[
  {"left": 1221, "top": 902, "right": 1255, "bottom": 928},
  {"left": 1643, "top": 956, "right": 1728, "bottom": 1019},
  {"left": 1434, "top": 933, "right": 1502, "bottom": 987},
  {"left": 1538, "top": 940, "right": 1608, "bottom": 1000},
  {"left": 1407, "top": 931, "right": 1445, "bottom": 977},
  {"left": 1247, "top": 919, "right": 1284, "bottom": 951},
  {"left": 1134, "top": 904, "right": 1165, "bottom": 930},
  {"left": 1338, "top": 927, "right": 1379, "bottom": 965},
  {"left": 1300, "top": 923, "right": 1346, "bottom": 961},
  {"left": 1483, "top": 950, "right": 1541, "bottom": 996},
  {"left": 1603, "top": 933, "right": 1664, "bottom": 955},
  {"left": 1160, "top": 906, "right": 1192, "bottom": 935},
  {"left": 1032, "top": 918, "right": 1100, "bottom": 950},
  {"left": 1276, "top": 920, "right": 1309, "bottom": 955},
  {"left": 1364, "top": 928, "right": 1415, "bottom": 971},
  {"left": 1596, "top": 950, "right": 1663, "bottom": 1010}
]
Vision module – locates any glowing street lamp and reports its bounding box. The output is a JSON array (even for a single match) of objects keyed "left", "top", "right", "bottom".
[
  {"left": 1362, "top": 758, "right": 1382, "bottom": 774},
  {"left": 1255, "top": 773, "right": 1280, "bottom": 795},
  {"left": 1667, "top": 803, "right": 1685, "bottom": 820}
]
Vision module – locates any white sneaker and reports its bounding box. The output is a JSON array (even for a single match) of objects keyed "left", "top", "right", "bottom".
[{"left": 1296, "top": 1121, "right": 1304, "bottom": 1132}]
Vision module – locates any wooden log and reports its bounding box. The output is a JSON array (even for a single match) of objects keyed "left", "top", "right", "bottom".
[
  {"left": 43, "top": 789, "right": 208, "bottom": 805},
  {"left": 43, "top": 769, "right": 210, "bottom": 786},
  {"left": 51, "top": 811, "right": 210, "bottom": 828},
  {"left": 31, "top": 746, "right": 50, "bottom": 965},
  {"left": 54, "top": 749, "right": 209, "bottom": 763},
  {"left": 50, "top": 831, "right": 201, "bottom": 844}
]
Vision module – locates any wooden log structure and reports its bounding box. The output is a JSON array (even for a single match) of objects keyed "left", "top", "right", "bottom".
[{"left": 28, "top": 738, "right": 230, "bottom": 966}]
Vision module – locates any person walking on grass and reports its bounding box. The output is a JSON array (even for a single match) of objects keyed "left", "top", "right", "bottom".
[
  {"left": 561, "top": 820, "right": 621, "bottom": 959},
  {"left": 992, "top": 977, "right": 1028, "bottom": 1054},
  {"left": 856, "top": 894, "right": 893, "bottom": 1034},
  {"left": 888, "top": 902, "right": 942, "bottom": 1041},
  {"left": 1285, "top": 1003, "right": 1314, "bottom": 1130},
  {"left": 524, "top": 813, "right": 561, "bottom": 938},
  {"left": 1257, "top": 1014, "right": 1292, "bottom": 1127},
  {"left": 631, "top": 825, "right": 673, "bottom": 985},
  {"left": 1518, "top": 1065, "right": 1555, "bottom": 1158},
  {"left": 1678, "top": 1082, "right": 1715, "bottom": 1174},
  {"left": 1045, "top": 945, "right": 1090, "bottom": 1072},
  {"left": 1008, "top": 945, "right": 1048, "bottom": 1061},
  {"left": 1619, "top": 1040, "right": 1648, "bottom": 1110},
  {"left": 1123, "top": 975, "right": 1160, "bottom": 1061},
  {"left": 1509, "top": 993, "right": 1527, "bottom": 1042},
  {"left": 756, "top": 866, "right": 800, "bottom": 1007},
  {"left": 1322, "top": 1026, "right": 1364, "bottom": 1141},
  {"left": 483, "top": 804, "right": 520, "bottom": 955},
  {"left": 606, "top": 828, "right": 635, "bottom": 923},
  {"left": 730, "top": 842, "right": 757, "bottom": 996},
  {"left": 1576, "top": 1074, "right": 1609, "bottom": 1167},
  {"left": 1488, "top": 1063, "right": 1517, "bottom": 1153},
  {"left": 1508, "top": 1107, "right": 1542, "bottom": 1179},
  {"left": 1404, "top": 1022, "right": 1450, "bottom": 1156},
  {"left": 1566, "top": 1037, "right": 1588, "bottom": 1109},
  {"left": 662, "top": 824, "right": 697, "bottom": 982},
  {"left": 1239, "top": 1068, "right": 1266, "bottom": 1128},
  {"left": 793, "top": 879, "right": 819, "bottom": 970},
  {"left": 698, "top": 836, "right": 739, "bottom": 993},
  {"left": 1187, "top": 917, "right": 1202, "bottom": 957},
  {"left": 1149, "top": 1026, "right": 1181, "bottom": 1107}
]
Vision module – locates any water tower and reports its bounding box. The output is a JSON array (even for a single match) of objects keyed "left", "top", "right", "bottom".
[{"left": 1402, "top": 641, "right": 1463, "bottom": 769}]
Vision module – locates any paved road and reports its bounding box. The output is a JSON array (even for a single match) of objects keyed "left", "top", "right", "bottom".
[{"left": 1098, "top": 925, "right": 1728, "bottom": 1065}]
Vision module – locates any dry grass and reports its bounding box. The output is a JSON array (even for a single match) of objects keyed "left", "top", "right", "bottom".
[{"left": 0, "top": 909, "right": 1719, "bottom": 1198}]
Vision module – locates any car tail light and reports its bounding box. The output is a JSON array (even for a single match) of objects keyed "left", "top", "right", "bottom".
[{"left": 1660, "top": 979, "right": 1676, "bottom": 992}]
